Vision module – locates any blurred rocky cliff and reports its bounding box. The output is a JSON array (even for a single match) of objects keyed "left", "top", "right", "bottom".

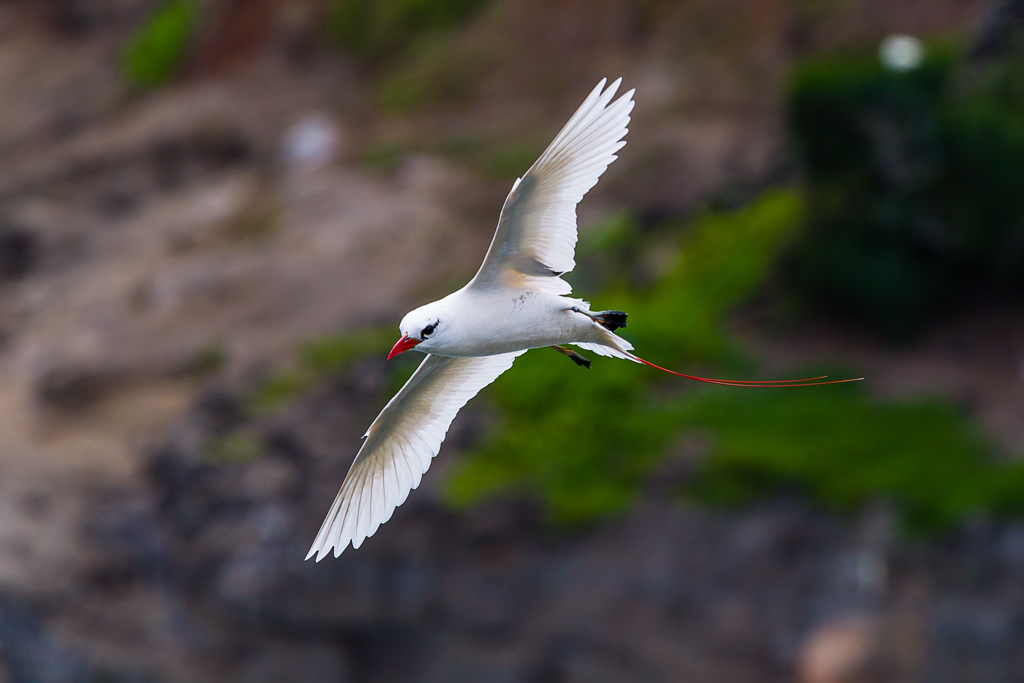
[{"left": 0, "top": 1, "right": 1022, "bottom": 681}]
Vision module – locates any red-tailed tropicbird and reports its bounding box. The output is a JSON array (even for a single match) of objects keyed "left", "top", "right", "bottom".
[{"left": 307, "top": 78, "right": 861, "bottom": 561}]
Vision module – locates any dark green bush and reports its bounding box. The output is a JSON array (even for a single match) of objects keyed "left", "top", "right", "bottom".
[
  {"left": 786, "top": 45, "right": 1024, "bottom": 340},
  {"left": 121, "top": 0, "right": 200, "bottom": 89},
  {"left": 327, "top": 0, "right": 490, "bottom": 61},
  {"left": 684, "top": 389, "right": 1024, "bottom": 536}
]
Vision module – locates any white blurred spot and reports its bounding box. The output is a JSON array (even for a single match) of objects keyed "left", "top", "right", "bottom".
[
  {"left": 879, "top": 34, "right": 924, "bottom": 72},
  {"left": 282, "top": 114, "right": 339, "bottom": 171}
]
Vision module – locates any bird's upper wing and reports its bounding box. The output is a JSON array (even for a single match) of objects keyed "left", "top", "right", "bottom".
[
  {"left": 467, "top": 78, "right": 635, "bottom": 295},
  {"left": 307, "top": 351, "right": 524, "bottom": 561}
]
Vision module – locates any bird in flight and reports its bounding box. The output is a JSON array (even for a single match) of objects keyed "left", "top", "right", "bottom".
[{"left": 306, "top": 79, "right": 861, "bottom": 561}]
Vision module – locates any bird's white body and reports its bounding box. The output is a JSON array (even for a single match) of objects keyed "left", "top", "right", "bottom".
[
  {"left": 307, "top": 78, "right": 637, "bottom": 561},
  {"left": 404, "top": 287, "right": 621, "bottom": 357}
]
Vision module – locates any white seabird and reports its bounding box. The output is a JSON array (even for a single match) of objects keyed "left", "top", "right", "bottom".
[{"left": 307, "top": 79, "right": 859, "bottom": 561}]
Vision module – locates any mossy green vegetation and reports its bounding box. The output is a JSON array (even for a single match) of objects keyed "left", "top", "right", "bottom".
[
  {"left": 182, "top": 344, "right": 228, "bottom": 377},
  {"left": 360, "top": 140, "right": 406, "bottom": 173},
  {"left": 375, "top": 2, "right": 506, "bottom": 112},
  {"left": 327, "top": 0, "right": 491, "bottom": 61},
  {"left": 377, "top": 32, "right": 499, "bottom": 112},
  {"left": 204, "top": 431, "right": 263, "bottom": 464},
  {"left": 435, "top": 134, "right": 546, "bottom": 181},
  {"left": 683, "top": 389, "right": 1024, "bottom": 535},
  {"left": 785, "top": 42, "right": 1024, "bottom": 340},
  {"left": 327, "top": 0, "right": 503, "bottom": 112},
  {"left": 121, "top": 0, "right": 199, "bottom": 89}
]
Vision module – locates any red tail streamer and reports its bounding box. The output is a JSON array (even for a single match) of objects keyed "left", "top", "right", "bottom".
[{"left": 630, "top": 354, "right": 863, "bottom": 388}]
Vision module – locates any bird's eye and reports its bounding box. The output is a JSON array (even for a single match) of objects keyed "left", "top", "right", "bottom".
[{"left": 421, "top": 323, "right": 436, "bottom": 338}]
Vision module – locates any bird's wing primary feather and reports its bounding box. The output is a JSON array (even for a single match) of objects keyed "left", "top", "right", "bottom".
[
  {"left": 468, "top": 78, "right": 635, "bottom": 295},
  {"left": 306, "top": 351, "right": 524, "bottom": 561}
]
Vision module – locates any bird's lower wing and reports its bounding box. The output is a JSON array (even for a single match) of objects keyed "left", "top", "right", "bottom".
[
  {"left": 468, "top": 78, "right": 635, "bottom": 295},
  {"left": 307, "top": 351, "right": 524, "bottom": 561}
]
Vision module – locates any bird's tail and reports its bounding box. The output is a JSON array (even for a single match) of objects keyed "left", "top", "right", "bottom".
[
  {"left": 572, "top": 324, "right": 636, "bottom": 361},
  {"left": 573, "top": 321, "right": 859, "bottom": 388},
  {"left": 626, "top": 353, "right": 863, "bottom": 388},
  {"left": 571, "top": 306, "right": 860, "bottom": 388}
]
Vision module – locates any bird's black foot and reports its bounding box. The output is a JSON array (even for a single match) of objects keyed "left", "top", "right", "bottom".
[
  {"left": 551, "top": 345, "right": 590, "bottom": 369},
  {"left": 568, "top": 306, "right": 628, "bottom": 332},
  {"left": 593, "top": 310, "right": 628, "bottom": 331}
]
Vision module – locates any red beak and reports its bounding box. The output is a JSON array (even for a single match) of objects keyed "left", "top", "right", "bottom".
[{"left": 387, "top": 334, "right": 420, "bottom": 360}]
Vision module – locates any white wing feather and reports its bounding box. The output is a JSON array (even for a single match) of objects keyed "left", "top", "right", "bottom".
[
  {"left": 306, "top": 352, "right": 523, "bottom": 561},
  {"left": 469, "top": 78, "right": 635, "bottom": 295},
  {"left": 572, "top": 339, "right": 636, "bottom": 361}
]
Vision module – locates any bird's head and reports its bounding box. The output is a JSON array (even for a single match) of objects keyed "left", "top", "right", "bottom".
[{"left": 388, "top": 302, "right": 447, "bottom": 359}]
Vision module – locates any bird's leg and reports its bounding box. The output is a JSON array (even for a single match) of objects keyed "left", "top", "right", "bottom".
[
  {"left": 551, "top": 345, "right": 590, "bottom": 369},
  {"left": 568, "top": 305, "right": 594, "bottom": 321}
]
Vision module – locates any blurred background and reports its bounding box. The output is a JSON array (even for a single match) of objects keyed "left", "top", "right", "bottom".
[{"left": 0, "top": 0, "right": 1023, "bottom": 681}]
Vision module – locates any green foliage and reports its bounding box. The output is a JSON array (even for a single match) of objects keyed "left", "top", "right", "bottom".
[
  {"left": 327, "top": 0, "right": 490, "bottom": 61},
  {"left": 361, "top": 140, "right": 405, "bottom": 173},
  {"left": 204, "top": 432, "right": 263, "bottom": 464},
  {"left": 377, "top": 34, "right": 498, "bottom": 112},
  {"left": 435, "top": 134, "right": 546, "bottom": 180},
  {"left": 183, "top": 344, "right": 228, "bottom": 377},
  {"left": 785, "top": 44, "right": 1024, "bottom": 340},
  {"left": 571, "top": 210, "right": 646, "bottom": 294},
  {"left": 375, "top": 3, "right": 505, "bottom": 112},
  {"left": 327, "top": 0, "right": 501, "bottom": 112},
  {"left": 248, "top": 373, "right": 310, "bottom": 415},
  {"left": 684, "top": 388, "right": 1024, "bottom": 535},
  {"left": 121, "top": 0, "right": 199, "bottom": 89}
]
